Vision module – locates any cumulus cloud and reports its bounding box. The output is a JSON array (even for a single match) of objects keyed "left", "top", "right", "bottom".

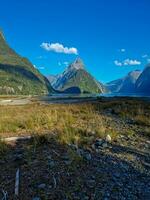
[
  {"left": 124, "top": 59, "right": 141, "bottom": 65},
  {"left": 114, "top": 59, "right": 141, "bottom": 66},
  {"left": 114, "top": 60, "right": 122, "bottom": 66},
  {"left": 40, "top": 42, "right": 78, "bottom": 55},
  {"left": 120, "top": 48, "right": 126, "bottom": 52}
]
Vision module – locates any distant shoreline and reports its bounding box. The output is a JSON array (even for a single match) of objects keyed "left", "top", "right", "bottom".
[{"left": 0, "top": 94, "right": 149, "bottom": 106}]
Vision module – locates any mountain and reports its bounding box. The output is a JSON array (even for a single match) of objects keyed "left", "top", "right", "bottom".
[
  {"left": 0, "top": 30, "right": 53, "bottom": 95},
  {"left": 47, "top": 58, "right": 105, "bottom": 94},
  {"left": 135, "top": 64, "right": 150, "bottom": 94},
  {"left": 106, "top": 70, "right": 141, "bottom": 93},
  {"left": 47, "top": 74, "right": 59, "bottom": 87}
]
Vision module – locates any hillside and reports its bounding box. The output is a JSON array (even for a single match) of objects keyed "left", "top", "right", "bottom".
[{"left": 0, "top": 31, "right": 53, "bottom": 95}]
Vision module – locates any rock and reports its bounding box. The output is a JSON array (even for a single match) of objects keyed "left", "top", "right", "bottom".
[
  {"left": 48, "top": 160, "right": 55, "bottom": 168},
  {"left": 64, "top": 160, "right": 72, "bottom": 165},
  {"left": 62, "top": 154, "right": 70, "bottom": 161},
  {"left": 90, "top": 131, "right": 96, "bottom": 135},
  {"left": 0, "top": 160, "right": 5, "bottom": 164},
  {"left": 105, "top": 134, "right": 111, "bottom": 143},
  {"left": 38, "top": 183, "right": 46, "bottom": 189},
  {"left": 47, "top": 155, "right": 52, "bottom": 160},
  {"left": 84, "top": 152, "right": 92, "bottom": 161},
  {"left": 13, "top": 154, "right": 23, "bottom": 162},
  {"left": 76, "top": 148, "right": 84, "bottom": 156},
  {"left": 32, "top": 197, "right": 41, "bottom": 200},
  {"left": 101, "top": 142, "right": 108, "bottom": 148},
  {"left": 69, "top": 144, "right": 78, "bottom": 150},
  {"left": 86, "top": 179, "right": 95, "bottom": 188},
  {"left": 95, "top": 139, "right": 103, "bottom": 146}
]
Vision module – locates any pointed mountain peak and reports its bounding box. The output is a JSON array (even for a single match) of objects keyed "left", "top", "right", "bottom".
[
  {"left": 69, "top": 57, "right": 85, "bottom": 70},
  {"left": 128, "top": 70, "right": 142, "bottom": 76}
]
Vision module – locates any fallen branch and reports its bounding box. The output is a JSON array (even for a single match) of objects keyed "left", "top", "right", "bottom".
[
  {"left": 1, "top": 189, "right": 8, "bottom": 200},
  {"left": 15, "top": 168, "right": 20, "bottom": 196},
  {"left": 53, "top": 175, "right": 57, "bottom": 189},
  {"left": 3, "top": 136, "right": 31, "bottom": 142}
]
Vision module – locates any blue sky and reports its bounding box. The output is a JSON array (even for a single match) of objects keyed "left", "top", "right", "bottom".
[{"left": 0, "top": 0, "right": 150, "bottom": 83}]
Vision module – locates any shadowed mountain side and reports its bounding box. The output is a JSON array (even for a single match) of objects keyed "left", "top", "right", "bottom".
[
  {"left": 136, "top": 64, "right": 150, "bottom": 95},
  {"left": 63, "top": 86, "right": 81, "bottom": 94},
  {"left": 106, "top": 70, "right": 142, "bottom": 93},
  {"left": 0, "top": 30, "right": 53, "bottom": 95}
]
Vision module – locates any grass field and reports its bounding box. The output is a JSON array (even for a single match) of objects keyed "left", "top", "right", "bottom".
[{"left": 0, "top": 97, "right": 150, "bottom": 199}]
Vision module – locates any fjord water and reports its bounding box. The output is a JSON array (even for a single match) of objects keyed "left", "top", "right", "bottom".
[{"left": 37, "top": 92, "right": 150, "bottom": 104}]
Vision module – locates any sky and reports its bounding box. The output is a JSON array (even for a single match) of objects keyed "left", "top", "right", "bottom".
[{"left": 0, "top": 0, "right": 150, "bottom": 83}]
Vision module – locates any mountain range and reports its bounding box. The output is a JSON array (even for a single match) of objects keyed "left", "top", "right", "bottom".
[
  {"left": 106, "top": 66, "right": 150, "bottom": 95},
  {"left": 0, "top": 29, "right": 150, "bottom": 96}
]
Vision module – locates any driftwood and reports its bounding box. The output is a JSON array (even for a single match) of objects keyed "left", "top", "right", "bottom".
[
  {"left": 53, "top": 175, "right": 57, "bottom": 189},
  {"left": 15, "top": 168, "right": 20, "bottom": 196},
  {"left": 1, "top": 189, "right": 8, "bottom": 200},
  {"left": 3, "top": 136, "right": 31, "bottom": 142}
]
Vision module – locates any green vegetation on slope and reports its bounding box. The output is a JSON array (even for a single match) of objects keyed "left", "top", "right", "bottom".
[
  {"left": 61, "top": 69, "right": 102, "bottom": 93},
  {"left": 0, "top": 31, "right": 53, "bottom": 95}
]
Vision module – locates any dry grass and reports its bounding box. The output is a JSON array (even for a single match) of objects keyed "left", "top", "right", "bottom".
[
  {"left": 0, "top": 103, "right": 110, "bottom": 146},
  {"left": 0, "top": 98, "right": 149, "bottom": 146}
]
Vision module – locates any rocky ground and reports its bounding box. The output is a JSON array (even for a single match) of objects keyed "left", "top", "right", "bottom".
[
  {"left": 0, "top": 131, "right": 150, "bottom": 199},
  {"left": 0, "top": 98, "right": 150, "bottom": 200}
]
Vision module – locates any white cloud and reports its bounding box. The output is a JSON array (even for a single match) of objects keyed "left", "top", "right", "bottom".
[
  {"left": 123, "top": 59, "right": 141, "bottom": 65},
  {"left": 142, "top": 54, "right": 148, "bottom": 58},
  {"left": 40, "top": 42, "right": 78, "bottom": 55},
  {"left": 114, "top": 60, "right": 122, "bottom": 66},
  {"left": 114, "top": 59, "right": 141, "bottom": 66},
  {"left": 120, "top": 48, "right": 126, "bottom": 52}
]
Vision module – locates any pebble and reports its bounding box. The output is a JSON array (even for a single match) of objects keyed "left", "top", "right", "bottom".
[
  {"left": 84, "top": 153, "right": 92, "bottom": 161},
  {"left": 86, "top": 179, "right": 95, "bottom": 188},
  {"left": 48, "top": 160, "right": 55, "bottom": 168},
  {"left": 38, "top": 183, "right": 46, "bottom": 189},
  {"left": 105, "top": 134, "right": 112, "bottom": 143},
  {"left": 102, "top": 142, "right": 108, "bottom": 148},
  {"left": 95, "top": 139, "right": 103, "bottom": 146}
]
